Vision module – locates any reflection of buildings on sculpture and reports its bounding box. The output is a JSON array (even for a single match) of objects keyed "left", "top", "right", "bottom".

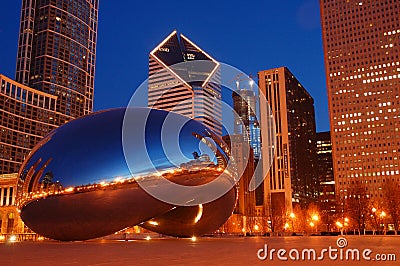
[
  {"left": 219, "top": 134, "right": 263, "bottom": 235},
  {"left": 180, "top": 153, "right": 213, "bottom": 170},
  {"left": 0, "top": 174, "right": 25, "bottom": 235}
]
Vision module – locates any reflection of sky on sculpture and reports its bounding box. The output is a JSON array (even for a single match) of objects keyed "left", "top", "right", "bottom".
[
  {"left": 21, "top": 109, "right": 131, "bottom": 187},
  {"left": 145, "top": 109, "right": 203, "bottom": 168},
  {"left": 126, "top": 108, "right": 216, "bottom": 172},
  {"left": 21, "top": 108, "right": 219, "bottom": 188}
]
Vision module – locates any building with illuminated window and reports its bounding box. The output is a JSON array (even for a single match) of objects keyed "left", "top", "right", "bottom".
[
  {"left": 148, "top": 31, "right": 222, "bottom": 136},
  {"left": 1, "top": 0, "right": 99, "bottom": 175},
  {"left": 258, "top": 67, "right": 317, "bottom": 220},
  {"left": 16, "top": 0, "right": 99, "bottom": 118},
  {"left": 1, "top": 0, "right": 99, "bottom": 237},
  {"left": 320, "top": 0, "right": 400, "bottom": 200},
  {"left": 1, "top": 75, "right": 70, "bottom": 174},
  {"left": 232, "top": 89, "right": 261, "bottom": 159},
  {"left": 0, "top": 173, "right": 24, "bottom": 235},
  {"left": 316, "top": 131, "right": 336, "bottom": 230}
]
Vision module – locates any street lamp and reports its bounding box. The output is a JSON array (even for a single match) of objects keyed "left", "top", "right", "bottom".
[
  {"left": 344, "top": 217, "right": 349, "bottom": 227},
  {"left": 312, "top": 214, "right": 319, "bottom": 232},
  {"left": 284, "top": 223, "right": 289, "bottom": 230},
  {"left": 380, "top": 211, "right": 386, "bottom": 234},
  {"left": 336, "top": 221, "right": 344, "bottom": 235},
  {"left": 371, "top": 207, "right": 378, "bottom": 234},
  {"left": 289, "top": 212, "right": 295, "bottom": 232}
]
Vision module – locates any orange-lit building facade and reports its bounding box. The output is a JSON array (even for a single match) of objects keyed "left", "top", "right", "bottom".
[
  {"left": 1, "top": 75, "right": 69, "bottom": 174},
  {"left": 0, "top": 173, "right": 25, "bottom": 235},
  {"left": 320, "top": 0, "right": 400, "bottom": 200}
]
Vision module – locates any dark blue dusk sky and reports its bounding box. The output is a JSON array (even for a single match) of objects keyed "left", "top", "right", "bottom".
[{"left": 0, "top": 0, "right": 329, "bottom": 132}]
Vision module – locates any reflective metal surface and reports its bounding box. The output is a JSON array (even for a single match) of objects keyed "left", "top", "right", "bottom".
[{"left": 17, "top": 107, "right": 237, "bottom": 241}]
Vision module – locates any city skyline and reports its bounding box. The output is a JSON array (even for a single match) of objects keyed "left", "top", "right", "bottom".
[
  {"left": 0, "top": 0, "right": 400, "bottom": 254},
  {"left": 0, "top": 0, "right": 329, "bottom": 132}
]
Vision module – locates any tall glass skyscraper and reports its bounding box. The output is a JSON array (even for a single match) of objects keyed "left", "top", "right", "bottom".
[
  {"left": 232, "top": 89, "right": 261, "bottom": 159},
  {"left": 15, "top": 0, "right": 99, "bottom": 118},
  {"left": 148, "top": 31, "right": 222, "bottom": 136}
]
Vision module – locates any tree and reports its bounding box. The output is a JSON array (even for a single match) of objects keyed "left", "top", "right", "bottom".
[
  {"left": 382, "top": 180, "right": 400, "bottom": 232},
  {"left": 345, "top": 184, "right": 370, "bottom": 232}
]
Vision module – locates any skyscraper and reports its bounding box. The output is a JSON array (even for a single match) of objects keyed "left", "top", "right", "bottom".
[
  {"left": 15, "top": 0, "right": 99, "bottom": 118},
  {"left": 320, "top": 1, "right": 400, "bottom": 200},
  {"left": 1, "top": 0, "right": 99, "bottom": 175},
  {"left": 148, "top": 31, "right": 222, "bottom": 136},
  {"left": 258, "top": 67, "right": 317, "bottom": 221},
  {"left": 316, "top": 131, "right": 336, "bottom": 230},
  {"left": 232, "top": 88, "right": 261, "bottom": 159}
]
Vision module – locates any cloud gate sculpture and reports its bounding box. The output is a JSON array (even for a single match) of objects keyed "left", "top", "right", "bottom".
[{"left": 16, "top": 107, "right": 237, "bottom": 241}]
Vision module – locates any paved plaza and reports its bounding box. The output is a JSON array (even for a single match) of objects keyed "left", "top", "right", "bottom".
[{"left": 0, "top": 236, "right": 399, "bottom": 265}]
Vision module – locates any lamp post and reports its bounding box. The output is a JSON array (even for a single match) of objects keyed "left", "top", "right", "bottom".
[
  {"left": 380, "top": 211, "right": 386, "bottom": 235},
  {"left": 371, "top": 207, "right": 378, "bottom": 234}
]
